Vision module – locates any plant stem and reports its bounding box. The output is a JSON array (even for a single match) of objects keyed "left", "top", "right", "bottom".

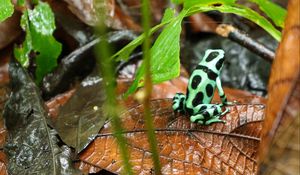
[
  {"left": 95, "top": 2, "right": 133, "bottom": 174},
  {"left": 141, "top": 0, "right": 162, "bottom": 174},
  {"left": 216, "top": 24, "right": 275, "bottom": 62}
]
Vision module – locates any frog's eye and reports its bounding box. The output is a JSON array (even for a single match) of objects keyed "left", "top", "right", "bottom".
[{"left": 206, "top": 52, "right": 219, "bottom": 62}]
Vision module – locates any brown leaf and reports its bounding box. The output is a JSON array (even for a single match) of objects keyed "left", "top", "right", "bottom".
[
  {"left": 0, "top": 48, "right": 10, "bottom": 85},
  {"left": 0, "top": 118, "right": 7, "bottom": 175},
  {"left": 63, "top": 0, "right": 141, "bottom": 31},
  {"left": 45, "top": 89, "right": 76, "bottom": 119},
  {"left": 0, "top": 12, "right": 22, "bottom": 50},
  {"left": 212, "top": 88, "right": 267, "bottom": 105},
  {"left": 0, "top": 55, "right": 9, "bottom": 175},
  {"left": 259, "top": 76, "right": 300, "bottom": 174},
  {"left": 0, "top": 152, "right": 7, "bottom": 175},
  {"left": 188, "top": 13, "right": 218, "bottom": 33},
  {"left": 259, "top": 0, "right": 300, "bottom": 170},
  {"left": 78, "top": 99, "right": 265, "bottom": 174},
  {"left": 119, "top": 0, "right": 168, "bottom": 24}
]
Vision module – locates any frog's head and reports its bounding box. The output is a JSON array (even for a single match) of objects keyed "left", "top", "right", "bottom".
[
  {"left": 172, "top": 93, "right": 186, "bottom": 113},
  {"left": 201, "top": 49, "right": 225, "bottom": 73}
]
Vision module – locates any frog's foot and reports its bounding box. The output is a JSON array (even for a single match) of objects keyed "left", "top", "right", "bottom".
[
  {"left": 203, "top": 108, "right": 229, "bottom": 125},
  {"left": 172, "top": 93, "right": 186, "bottom": 113},
  {"left": 220, "top": 100, "right": 237, "bottom": 107},
  {"left": 205, "top": 117, "right": 226, "bottom": 125},
  {"left": 221, "top": 108, "right": 230, "bottom": 115},
  {"left": 190, "top": 114, "right": 204, "bottom": 124}
]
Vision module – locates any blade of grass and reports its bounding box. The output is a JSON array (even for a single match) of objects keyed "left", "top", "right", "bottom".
[
  {"left": 141, "top": 0, "right": 162, "bottom": 174},
  {"left": 95, "top": 2, "right": 133, "bottom": 175}
]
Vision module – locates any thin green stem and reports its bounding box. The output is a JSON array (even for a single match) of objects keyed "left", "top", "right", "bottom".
[
  {"left": 141, "top": 0, "right": 162, "bottom": 174},
  {"left": 95, "top": 2, "right": 133, "bottom": 174}
]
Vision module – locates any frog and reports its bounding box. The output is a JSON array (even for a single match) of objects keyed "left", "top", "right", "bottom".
[{"left": 172, "top": 49, "right": 230, "bottom": 125}]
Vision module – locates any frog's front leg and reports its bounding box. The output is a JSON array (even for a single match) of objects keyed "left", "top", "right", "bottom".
[
  {"left": 190, "top": 104, "right": 226, "bottom": 124},
  {"left": 216, "top": 76, "right": 232, "bottom": 106},
  {"left": 172, "top": 93, "right": 186, "bottom": 113}
]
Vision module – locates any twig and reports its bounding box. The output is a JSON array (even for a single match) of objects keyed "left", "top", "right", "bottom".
[{"left": 216, "top": 24, "right": 275, "bottom": 62}]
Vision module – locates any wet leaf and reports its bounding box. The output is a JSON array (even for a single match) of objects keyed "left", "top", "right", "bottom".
[
  {"left": 259, "top": 0, "right": 300, "bottom": 173},
  {"left": 46, "top": 89, "right": 76, "bottom": 119},
  {"left": 78, "top": 99, "right": 265, "bottom": 174},
  {"left": 53, "top": 70, "right": 107, "bottom": 153},
  {"left": 3, "top": 60, "right": 81, "bottom": 175}
]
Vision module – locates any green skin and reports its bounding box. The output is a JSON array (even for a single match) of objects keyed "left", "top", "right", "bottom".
[{"left": 172, "top": 49, "right": 230, "bottom": 125}]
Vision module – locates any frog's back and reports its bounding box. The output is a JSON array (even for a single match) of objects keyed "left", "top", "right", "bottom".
[
  {"left": 185, "top": 49, "right": 225, "bottom": 114},
  {"left": 185, "top": 68, "right": 217, "bottom": 109}
]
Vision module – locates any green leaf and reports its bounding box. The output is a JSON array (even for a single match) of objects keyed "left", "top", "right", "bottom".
[
  {"left": 186, "top": 3, "right": 281, "bottom": 41},
  {"left": 17, "top": 0, "right": 25, "bottom": 6},
  {"left": 0, "top": 0, "right": 14, "bottom": 22},
  {"left": 112, "top": 8, "right": 179, "bottom": 62},
  {"left": 171, "top": 0, "right": 184, "bottom": 5},
  {"left": 249, "top": 0, "right": 286, "bottom": 28},
  {"left": 161, "top": 8, "right": 176, "bottom": 23},
  {"left": 117, "top": 0, "right": 283, "bottom": 97},
  {"left": 112, "top": 22, "right": 167, "bottom": 61},
  {"left": 184, "top": 0, "right": 236, "bottom": 8},
  {"left": 14, "top": 11, "right": 32, "bottom": 68},
  {"left": 124, "top": 10, "right": 187, "bottom": 97},
  {"left": 14, "top": 2, "right": 62, "bottom": 84}
]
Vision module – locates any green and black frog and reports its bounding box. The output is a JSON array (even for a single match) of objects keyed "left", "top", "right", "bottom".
[{"left": 172, "top": 49, "right": 231, "bottom": 125}]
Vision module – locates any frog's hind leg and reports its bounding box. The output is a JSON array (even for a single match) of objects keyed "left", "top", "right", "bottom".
[
  {"left": 205, "top": 107, "right": 229, "bottom": 125},
  {"left": 172, "top": 93, "right": 186, "bottom": 113},
  {"left": 190, "top": 104, "right": 230, "bottom": 125},
  {"left": 205, "top": 117, "right": 226, "bottom": 125},
  {"left": 190, "top": 104, "right": 225, "bottom": 124},
  {"left": 190, "top": 113, "right": 204, "bottom": 124}
]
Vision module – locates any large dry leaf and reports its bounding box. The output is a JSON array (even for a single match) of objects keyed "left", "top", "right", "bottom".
[
  {"left": 259, "top": 0, "right": 300, "bottom": 173},
  {"left": 78, "top": 99, "right": 265, "bottom": 174}
]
